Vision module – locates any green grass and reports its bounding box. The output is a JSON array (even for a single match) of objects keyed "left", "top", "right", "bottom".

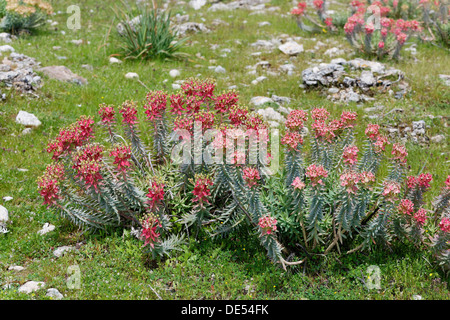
[{"left": 0, "top": 0, "right": 449, "bottom": 300}]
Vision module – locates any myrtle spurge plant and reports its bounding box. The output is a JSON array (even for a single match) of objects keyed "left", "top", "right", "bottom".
[
  {"left": 291, "top": 1, "right": 337, "bottom": 33},
  {"left": 344, "top": 1, "right": 423, "bottom": 59},
  {"left": 38, "top": 78, "right": 450, "bottom": 270}
]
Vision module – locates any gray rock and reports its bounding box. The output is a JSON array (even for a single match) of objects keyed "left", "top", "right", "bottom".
[
  {"left": 16, "top": 111, "right": 42, "bottom": 127},
  {"left": 46, "top": 288, "right": 64, "bottom": 300},
  {"left": 8, "top": 265, "right": 25, "bottom": 271},
  {"left": 0, "top": 205, "right": 8, "bottom": 223},
  {"left": 214, "top": 66, "right": 226, "bottom": 73},
  {"left": 250, "top": 96, "right": 275, "bottom": 107},
  {"left": 18, "top": 281, "right": 45, "bottom": 294},
  {"left": 3, "top": 196, "right": 13, "bottom": 202},
  {"left": 125, "top": 72, "right": 139, "bottom": 79},
  {"left": 169, "top": 69, "right": 180, "bottom": 78},
  {"left": 278, "top": 41, "right": 304, "bottom": 56},
  {"left": 0, "top": 45, "right": 14, "bottom": 53},
  {"left": 0, "top": 33, "right": 13, "bottom": 43},
  {"left": 257, "top": 107, "right": 285, "bottom": 123},
  {"left": 173, "top": 22, "right": 209, "bottom": 37},
  {"left": 430, "top": 134, "right": 445, "bottom": 143},
  {"left": 189, "top": 0, "right": 206, "bottom": 10},
  {"left": 53, "top": 246, "right": 75, "bottom": 258},
  {"left": 359, "top": 70, "right": 376, "bottom": 87},
  {"left": 109, "top": 57, "right": 122, "bottom": 64},
  {"left": 37, "top": 223, "right": 55, "bottom": 235},
  {"left": 39, "top": 66, "right": 87, "bottom": 85},
  {"left": 439, "top": 74, "right": 450, "bottom": 87},
  {"left": 271, "top": 94, "right": 291, "bottom": 105}
]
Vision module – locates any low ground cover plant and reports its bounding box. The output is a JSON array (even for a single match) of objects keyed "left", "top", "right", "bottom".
[
  {"left": 0, "top": 0, "right": 53, "bottom": 34},
  {"left": 38, "top": 79, "right": 450, "bottom": 271}
]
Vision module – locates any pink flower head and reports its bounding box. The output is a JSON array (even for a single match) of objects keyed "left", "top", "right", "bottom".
[
  {"left": 364, "top": 22, "right": 375, "bottom": 34},
  {"left": 141, "top": 214, "right": 161, "bottom": 249},
  {"left": 258, "top": 215, "right": 278, "bottom": 235},
  {"left": 313, "top": 0, "right": 324, "bottom": 10},
  {"left": 381, "top": 28, "right": 388, "bottom": 37},
  {"left": 169, "top": 92, "right": 186, "bottom": 116},
  {"left": 181, "top": 78, "right": 216, "bottom": 103},
  {"left": 344, "top": 21, "right": 356, "bottom": 34},
  {"left": 285, "top": 110, "right": 308, "bottom": 131},
  {"left": 37, "top": 163, "right": 65, "bottom": 206},
  {"left": 214, "top": 90, "right": 239, "bottom": 113},
  {"left": 144, "top": 91, "right": 167, "bottom": 121},
  {"left": 119, "top": 100, "right": 138, "bottom": 126},
  {"left": 193, "top": 110, "right": 215, "bottom": 132},
  {"left": 297, "top": 2, "right": 307, "bottom": 10},
  {"left": 306, "top": 164, "right": 328, "bottom": 187},
  {"left": 439, "top": 217, "right": 450, "bottom": 233},
  {"left": 98, "top": 104, "right": 116, "bottom": 124},
  {"left": 184, "top": 95, "right": 203, "bottom": 114},
  {"left": 417, "top": 173, "right": 433, "bottom": 189},
  {"left": 291, "top": 7, "right": 305, "bottom": 15},
  {"left": 109, "top": 144, "right": 132, "bottom": 172},
  {"left": 192, "top": 176, "right": 213, "bottom": 205},
  {"left": 311, "top": 108, "right": 330, "bottom": 121},
  {"left": 325, "top": 17, "right": 333, "bottom": 27},
  {"left": 340, "top": 170, "right": 360, "bottom": 194},
  {"left": 365, "top": 123, "right": 380, "bottom": 140},
  {"left": 292, "top": 177, "right": 306, "bottom": 191},
  {"left": 75, "top": 160, "right": 103, "bottom": 191},
  {"left": 340, "top": 111, "right": 357, "bottom": 129},
  {"left": 391, "top": 143, "right": 408, "bottom": 164},
  {"left": 37, "top": 177, "right": 61, "bottom": 206},
  {"left": 406, "top": 176, "right": 418, "bottom": 189},
  {"left": 47, "top": 116, "right": 95, "bottom": 159},
  {"left": 445, "top": 175, "right": 450, "bottom": 190},
  {"left": 359, "top": 171, "right": 375, "bottom": 186},
  {"left": 72, "top": 144, "right": 104, "bottom": 172},
  {"left": 397, "top": 199, "right": 414, "bottom": 215},
  {"left": 413, "top": 208, "right": 427, "bottom": 226},
  {"left": 374, "top": 135, "right": 389, "bottom": 153},
  {"left": 281, "top": 131, "right": 304, "bottom": 150},
  {"left": 228, "top": 106, "right": 249, "bottom": 126},
  {"left": 382, "top": 180, "right": 401, "bottom": 201},
  {"left": 396, "top": 32, "right": 407, "bottom": 45},
  {"left": 378, "top": 41, "right": 385, "bottom": 49},
  {"left": 343, "top": 145, "right": 359, "bottom": 166},
  {"left": 243, "top": 167, "right": 261, "bottom": 188},
  {"left": 146, "top": 181, "right": 165, "bottom": 210}
]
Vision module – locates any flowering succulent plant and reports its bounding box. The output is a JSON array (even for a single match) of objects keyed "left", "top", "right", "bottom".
[{"left": 38, "top": 79, "right": 450, "bottom": 270}]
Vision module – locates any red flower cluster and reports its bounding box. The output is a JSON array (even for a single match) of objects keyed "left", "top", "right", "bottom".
[
  {"left": 214, "top": 90, "right": 239, "bottom": 113},
  {"left": 144, "top": 91, "right": 167, "bottom": 121},
  {"left": 258, "top": 215, "right": 278, "bottom": 235},
  {"left": 292, "top": 177, "right": 306, "bottom": 191},
  {"left": 306, "top": 164, "right": 328, "bottom": 187},
  {"left": 37, "top": 163, "right": 65, "bottom": 206},
  {"left": 47, "top": 116, "right": 95, "bottom": 159},
  {"left": 342, "top": 145, "right": 359, "bottom": 166},
  {"left": 119, "top": 100, "right": 138, "bottom": 126},
  {"left": 382, "top": 181, "right": 401, "bottom": 201},
  {"left": 228, "top": 106, "right": 249, "bottom": 126},
  {"left": 365, "top": 123, "right": 380, "bottom": 140},
  {"left": 291, "top": 2, "right": 306, "bottom": 16},
  {"left": 192, "top": 176, "right": 213, "bottom": 205},
  {"left": 109, "top": 144, "right": 132, "bottom": 172},
  {"left": 340, "top": 170, "right": 361, "bottom": 194},
  {"left": 141, "top": 214, "right": 161, "bottom": 249},
  {"left": 98, "top": 104, "right": 116, "bottom": 124},
  {"left": 285, "top": 110, "right": 308, "bottom": 131},
  {"left": 397, "top": 199, "right": 414, "bottom": 215},
  {"left": 146, "top": 181, "right": 165, "bottom": 210},
  {"left": 242, "top": 167, "right": 260, "bottom": 188},
  {"left": 391, "top": 143, "right": 408, "bottom": 164},
  {"left": 181, "top": 78, "right": 216, "bottom": 103},
  {"left": 72, "top": 144, "right": 104, "bottom": 191},
  {"left": 406, "top": 173, "right": 433, "bottom": 190},
  {"left": 439, "top": 217, "right": 450, "bottom": 233},
  {"left": 281, "top": 131, "right": 303, "bottom": 150},
  {"left": 413, "top": 208, "right": 427, "bottom": 226}
]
